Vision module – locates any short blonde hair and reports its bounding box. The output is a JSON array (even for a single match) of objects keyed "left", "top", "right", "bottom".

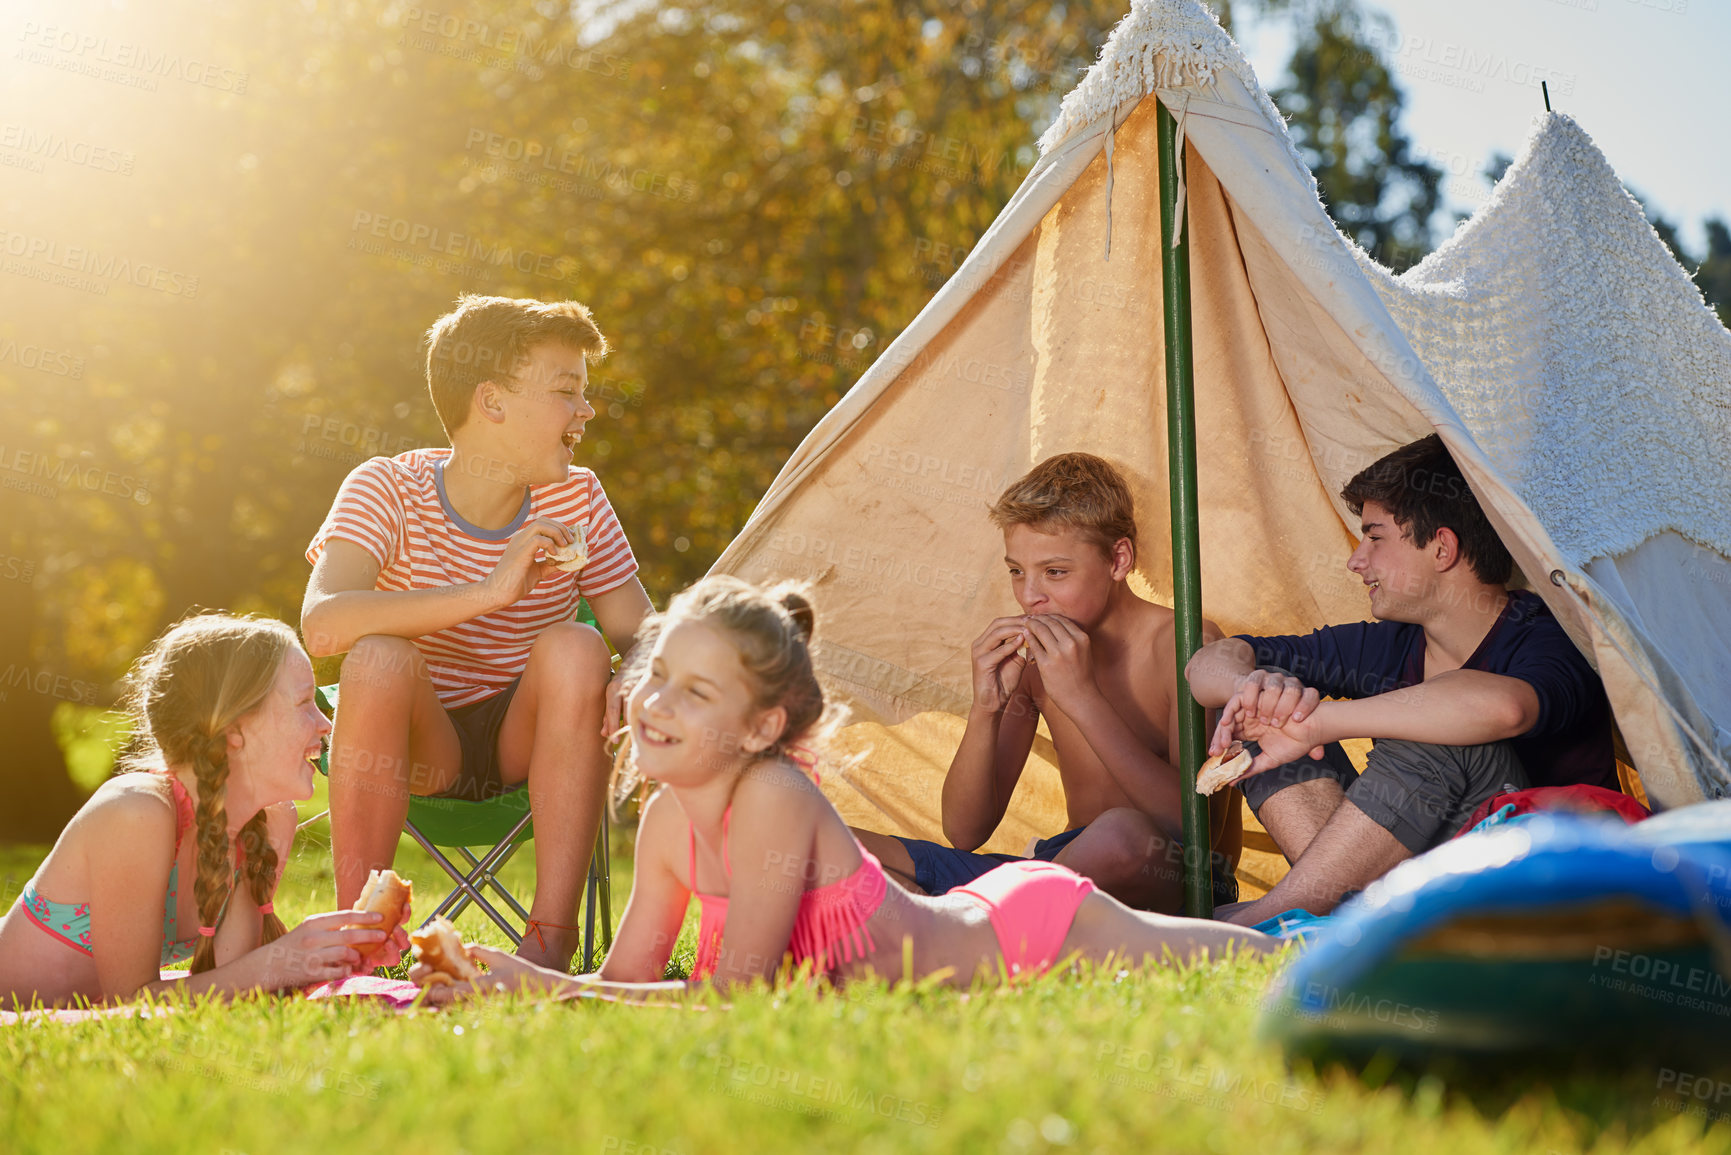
[
  {"left": 988, "top": 452, "right": 1137, "bottom": 558},
  {"left": 423, "top": 294, "right": 608, "bottom": 436}
]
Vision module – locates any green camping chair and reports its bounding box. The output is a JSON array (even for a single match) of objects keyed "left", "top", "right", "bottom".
[{"left": 312, "top": 678, "right": 614, "bottom": 970}]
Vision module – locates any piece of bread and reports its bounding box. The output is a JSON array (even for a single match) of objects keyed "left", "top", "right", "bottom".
[
  {"left": 547, "top": 522, "right": 588, "bottom": 573},
  {"left": 410, "top": 917, "right": 482, "bottom": 988},
  {"left": 1195, "top": 742, "right": 1253, "bottom": 795},
  {"left": 348, "top": 868, "right": 412, "bottom": 963}
]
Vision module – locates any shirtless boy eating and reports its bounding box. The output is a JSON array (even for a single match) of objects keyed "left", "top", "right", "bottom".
[{"left": 852, "top": 453, "right": 1240, "bottom": 911}]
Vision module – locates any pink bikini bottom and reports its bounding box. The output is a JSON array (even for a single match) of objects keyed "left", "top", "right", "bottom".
[{"left": 952, "top": 860, "right": 1096, "bottom": 978}]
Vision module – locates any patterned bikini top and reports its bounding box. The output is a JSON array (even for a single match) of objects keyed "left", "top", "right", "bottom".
[{"left": 19, "top": 771, "right": 206, "bottom": 966}]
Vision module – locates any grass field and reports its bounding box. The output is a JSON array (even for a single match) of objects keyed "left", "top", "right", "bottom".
[{"left": 3, "top": 778, "right": 1730, "bottom": 1155}]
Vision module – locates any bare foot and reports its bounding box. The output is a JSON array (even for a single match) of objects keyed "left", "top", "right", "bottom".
[{"left": 516, "top": 921, "right": 582, "bottom": 973}]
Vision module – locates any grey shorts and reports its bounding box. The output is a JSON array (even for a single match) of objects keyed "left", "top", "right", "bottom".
[
  {"left": 1238, "top": 738, "right": 1528, "bottom": 854},
  {"left": 428, "top": 676, "right": 524, "bottom": 802}
]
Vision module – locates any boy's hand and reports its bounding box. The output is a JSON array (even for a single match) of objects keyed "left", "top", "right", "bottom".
[
  {"left": 1232, "top": 709, "right": 1328, "bottom": 776},
  {"left": 1020, "top": 615, "right": 1097, "bottom": 713},
  {"left": 1209, "top": 669, "right": 1320, "bottom": 756},
  {"left": 482, "top": 518, "right": 576, "bottom": 609},
  {"left": 969, "top": 617, "right": 1032, "bottom": 714}
]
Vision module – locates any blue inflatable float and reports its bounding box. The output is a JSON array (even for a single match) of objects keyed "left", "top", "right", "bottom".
[{"left": 1259, "top": 802, "right": 1731, "bottom": 1062}]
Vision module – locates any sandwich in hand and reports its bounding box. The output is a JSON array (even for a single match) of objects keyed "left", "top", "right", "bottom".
[
  {"left": 546, "top": 522, "right": 588, "bottom": 574},
  {"left": 410, "top": 917, "right": 483, "bottom": 988},
  {"left": 1195, "top": 742, "right": 1253, "bottom": 795},
  {"left": 348, "top": 868, "right": 412, "bottom": 964}
]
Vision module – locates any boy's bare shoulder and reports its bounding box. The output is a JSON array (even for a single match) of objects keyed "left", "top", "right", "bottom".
[
  {"left": 1123, "top": 602, "right": 1225, "bottom": 688},
  {"left": 1125, "top": 597, "right": 1177, "bottom": 662}
]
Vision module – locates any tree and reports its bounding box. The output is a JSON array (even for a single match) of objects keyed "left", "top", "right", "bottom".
[
  {"left": 1269, "top": 1, "right": 1443, "bottom": 271},
  {"left": 1690, "top": 219, "right": 1731, "bottom": 328},
  {"left": 0, "top": 0, "right": 1125, "bottom": 839},
  {"left": 1631, "top": 190, "right": 1731, "bottom": 327}
]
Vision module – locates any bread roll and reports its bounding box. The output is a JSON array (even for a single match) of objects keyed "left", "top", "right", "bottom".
[
  {"left": 547, "top": 522, "right": 588, "bottom": 573},
  {"left": 410, "top": 917, "right": 482, "bottom": 987},
  {"left": 1195, "top": 742, "right": 1253, "bottom": 795},
  {"left": 348, "top": 868, "right": 412, "bottom": 963}
]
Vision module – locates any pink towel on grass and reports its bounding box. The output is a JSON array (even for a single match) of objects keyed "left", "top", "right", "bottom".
[
  {"left": 302, "top": 974, "right": 424, "bottom": 1008},
  {"left": 2, "top": 973, "right": 426, "bottom": 1024}
]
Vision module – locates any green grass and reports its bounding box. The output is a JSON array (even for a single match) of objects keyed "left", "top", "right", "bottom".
[{"left": 4, "top": 782, "right": 1731, "bottom": 1153}]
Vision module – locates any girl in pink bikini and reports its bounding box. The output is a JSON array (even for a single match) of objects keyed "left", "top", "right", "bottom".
[
  {"left": 419, "top": 576, "right": 1272, "bottom": 1000},
  {"left": 0, "top": 614, "right": 408, "bottom": 1009}
]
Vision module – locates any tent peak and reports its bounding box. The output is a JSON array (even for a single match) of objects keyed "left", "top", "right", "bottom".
[
  {"left": 1405, "top": 112, "right": 1718, "bottom": 308},
  {"left": 1037, "top": 0, "right": 1294, "bottom": 165}
]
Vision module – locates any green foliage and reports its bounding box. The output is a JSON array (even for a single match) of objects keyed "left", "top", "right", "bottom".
[
  {"left": 1700, "top": 221, "right": 1731, "bottom": 329},
  {"left": 0, "top": 0, "right": 1121, "bottom": 833},
  {"left": 1640, "top": 202, "right": 1731, "bottom": 328},
  {"left": 1270, "top": 1, "right": 1442, "bottom": 271},
  {"left": 49, "top": 705, "right": 134, "bottom": 795}
]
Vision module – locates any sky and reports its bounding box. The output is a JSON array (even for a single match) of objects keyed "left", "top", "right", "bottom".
[{"left": 1233, "top": 0, "right": 1730, "bottom": 255}]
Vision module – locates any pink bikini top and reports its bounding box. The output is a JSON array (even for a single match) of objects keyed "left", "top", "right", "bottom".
[{"left": 688, "top": 806, "right": 888, "bottom": 981}]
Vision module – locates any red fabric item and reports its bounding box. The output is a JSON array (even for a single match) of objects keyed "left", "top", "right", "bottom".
[{"left": 1456, "top": 785, "right": 1650, "bottom": 837}]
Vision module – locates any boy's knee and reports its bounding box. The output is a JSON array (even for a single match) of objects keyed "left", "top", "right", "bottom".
[
  {"left": 528, "top": 621, "right": 612, "bottom": 689},
  {"left": 1083, "top": 808, "right": 1166, "bottom": 878},
  {"left": 339, "top": 634, "right": 423, "bottom": 696}
]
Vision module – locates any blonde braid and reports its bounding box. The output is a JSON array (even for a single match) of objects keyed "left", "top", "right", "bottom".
[
  {"left": 188, "top": 733, "right": 233, "bottom": 975},
  {"left": 238, "top": 808, "right": 286, "bottom": 946}
]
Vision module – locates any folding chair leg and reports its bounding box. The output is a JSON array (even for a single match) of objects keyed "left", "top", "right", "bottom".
[
  {"left": 584, "top": 857, "right": 598, "bottom": 970},
  {"left": 408, "top": 816, "right": 531, "bottom": 946},
  {"left": 424, "top": 812, "right": 533, "bottom": 926},
  {"left": 431, "top": 842, "right": 526, "bottom": 928},
  {"left": 598, "top": 819, "right": 613, "bottom": 950},
  {"left": 444, "top": 840, "right": 531, "bottom": 926},
  {"left": 580, "top": 821, "right": 614, "bottom": 971},
  {"left": 410, "top": 815, "right": 612, "bottom": 969}
]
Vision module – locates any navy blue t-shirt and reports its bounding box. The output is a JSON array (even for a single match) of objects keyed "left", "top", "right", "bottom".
[{"left": 1235, "top": 590, "right": 1615, "bottom": 790}]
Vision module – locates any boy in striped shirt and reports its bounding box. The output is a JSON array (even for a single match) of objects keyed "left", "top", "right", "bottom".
[{"left": 302, "top": 295, "right": 652, "bottom": 971}]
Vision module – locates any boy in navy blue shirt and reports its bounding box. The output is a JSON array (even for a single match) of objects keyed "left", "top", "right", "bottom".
[{"left": 1185, "top": 435, "right": 1614, "bottom": 925}]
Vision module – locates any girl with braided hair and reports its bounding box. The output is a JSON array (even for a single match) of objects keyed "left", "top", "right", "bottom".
[
  {"left": 1, "top": 613, "right": 408, "bottom": 1008},
  {"left": 416, "top": 577, "right": 1271, "bottom": 1002}
]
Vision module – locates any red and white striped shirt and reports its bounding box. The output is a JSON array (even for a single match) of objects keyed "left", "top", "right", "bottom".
[{"left": 306, "top": 447, "right": 639, "bottom": 708}]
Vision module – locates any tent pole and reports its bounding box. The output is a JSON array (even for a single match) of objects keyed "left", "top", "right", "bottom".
[{"left": 1158, "top": 99, "right": 1213, "bottom": 918}]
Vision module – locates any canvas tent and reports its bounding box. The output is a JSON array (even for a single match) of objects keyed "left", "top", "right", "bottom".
[{"left": 711, "top": 0, "right": 1731, "bottom": 875}]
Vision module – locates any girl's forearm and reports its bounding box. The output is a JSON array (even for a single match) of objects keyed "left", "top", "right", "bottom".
[
  {"left": 558, "top": 974, "right": 693, "bottom": 1003},
  {"left": 133, "top": 950, "right": 278, "bottom": 1004}
]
